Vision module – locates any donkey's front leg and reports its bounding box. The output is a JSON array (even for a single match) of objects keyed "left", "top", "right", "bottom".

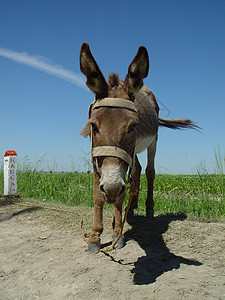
[
  {"left": 112, "top": 201, "right": 125, "bottom": 249},
  {"left": 88, "top": 173, "right": 104, "bottom": 254}
]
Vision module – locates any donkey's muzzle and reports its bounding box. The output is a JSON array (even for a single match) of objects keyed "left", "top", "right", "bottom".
[
  {"left": 99, "top": 165, "right": 126, "bottom": 203},
  {"left": 99, "top": 180, "right": 126, "bottom": 203}
]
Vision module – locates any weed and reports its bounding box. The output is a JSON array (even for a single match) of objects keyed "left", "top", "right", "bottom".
[{"left": 0, "top": 152, "right": 224, "bottom": 221}]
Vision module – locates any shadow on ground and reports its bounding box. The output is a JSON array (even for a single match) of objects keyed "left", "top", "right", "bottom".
[
  {"left": 0, "top": 198, "right": 42, "bottom": 223},
  {"left": 124, "top": 213, "right": 202, "bottom": 285}
]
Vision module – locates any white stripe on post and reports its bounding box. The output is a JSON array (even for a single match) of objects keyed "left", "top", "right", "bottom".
[{"left": 4, "top": 150, "right": 17, "bottom": 196}]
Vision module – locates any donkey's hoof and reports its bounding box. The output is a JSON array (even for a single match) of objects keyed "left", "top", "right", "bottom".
[
  {"left": 112, "top": 237, "right": 125, "bottom": 249},
  {"left": 146, "top": 209, "right": 154, "bottom": 219},
  {"left": 88, "top": 242, "right": 100, "bottom": 254}
]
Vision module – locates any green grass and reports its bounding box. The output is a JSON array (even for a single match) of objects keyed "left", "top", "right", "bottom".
[
  {"left": 1, "top": 148, "right": 224, "bottom": 220},
  {"left": 0, "top": 171, "right": 224, "bottom": 221},
  {"left": 138, "top": 174, "right": 224, "bottom": 220}
]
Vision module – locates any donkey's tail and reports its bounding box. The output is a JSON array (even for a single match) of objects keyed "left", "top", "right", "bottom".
[{"left": 158, "top": 117, "right": 200, "bottom": 131}]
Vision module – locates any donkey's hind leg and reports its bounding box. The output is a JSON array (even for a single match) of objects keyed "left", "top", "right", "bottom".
[
  {"left": 128, "top": 155, "right": 142, "bottom": 217},
  {"left": 145, "top": 138, "right": 157, "bottom": 218}
]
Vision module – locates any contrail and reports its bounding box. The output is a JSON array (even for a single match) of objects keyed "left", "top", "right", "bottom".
[{"left": 0, "top": 46, "right": 88, "bottom": 90}]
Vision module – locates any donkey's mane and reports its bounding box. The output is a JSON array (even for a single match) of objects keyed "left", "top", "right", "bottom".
[{"left": 108, "top": 73, "right": 120, "bottom": 88}]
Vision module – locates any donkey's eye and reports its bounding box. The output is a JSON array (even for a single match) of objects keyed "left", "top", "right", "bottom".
[
  {"left": 91, "top": 122, "right": 99, "bottom": 134},
  {"left": 128, "top": 122, "right": 137, "bottom": 134}
]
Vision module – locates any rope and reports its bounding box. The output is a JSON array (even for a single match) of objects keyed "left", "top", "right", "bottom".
[
  {"left": 100, "top": 183, "right": 137, "bottom": 253},
  {"left": 4, "top": 197, "right": 89, "bottom": 240},
  {"left": 3, "top": 189, "right": 138, "bottom": 253},
  {"left": 81, "top": 181, "right": 138, "bottom": 253},
  {"left": 3, "top": 196, "right": 81, "bottom": 214},
  {"left": 80, "top": 218, "right": 91, "bottom": 243}
]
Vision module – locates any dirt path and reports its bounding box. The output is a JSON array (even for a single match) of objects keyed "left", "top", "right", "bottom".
[{"left": 0, "top": 198, "right": 224, "bottom": 300}]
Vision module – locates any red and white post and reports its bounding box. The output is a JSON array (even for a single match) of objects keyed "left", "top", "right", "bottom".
[{"left": 4, "top": 150, "right": 17, "bottom": 196}]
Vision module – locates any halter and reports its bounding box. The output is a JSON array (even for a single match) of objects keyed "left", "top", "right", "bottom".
[{"left": 80, "top": 98, "right": 138, "bottom": 177}]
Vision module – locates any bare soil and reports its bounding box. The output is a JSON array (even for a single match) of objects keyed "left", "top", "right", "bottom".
[{"left": 0, "top": 198, "right": 224, "bottom": 300}]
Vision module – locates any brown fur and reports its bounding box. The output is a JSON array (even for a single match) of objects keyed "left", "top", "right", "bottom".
[{"left": 80, "top": 43, "right": 198, "bottom": 253}]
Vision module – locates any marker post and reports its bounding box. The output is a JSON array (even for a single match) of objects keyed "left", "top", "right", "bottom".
[{"left": 4, "top": 150, "right": 17, "bottom": 196}]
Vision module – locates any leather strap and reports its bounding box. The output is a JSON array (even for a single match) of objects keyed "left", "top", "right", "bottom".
[
  {"left": 80, "top": 98, "right": 137, "bottom": 138},
  {"left": 92, "top": 146, "right": 133, "bottom": 167},
  {"left": 92, "top": 98, "right": 137, "bottom": 112},
  {"left": 81, "top": 97, "right": 137, "bottom": 169}
]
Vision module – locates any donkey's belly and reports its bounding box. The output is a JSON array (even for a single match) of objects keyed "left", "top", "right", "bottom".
[{"left": 135, "top": 135, "right": 156, "bottom": 154}]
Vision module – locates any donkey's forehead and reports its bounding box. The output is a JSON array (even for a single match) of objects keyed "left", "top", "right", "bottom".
[{"left": 107, "top": 87, "right": 130, "bottom": 99}]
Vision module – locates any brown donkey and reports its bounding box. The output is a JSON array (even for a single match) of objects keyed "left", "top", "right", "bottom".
[{"left": 80, "top": 43, "right": 197, "bottom": 254}]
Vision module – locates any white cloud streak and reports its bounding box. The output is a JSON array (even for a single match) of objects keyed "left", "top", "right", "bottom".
[{"left": 0, "top": 46, "right": 88, "bottom": 90}]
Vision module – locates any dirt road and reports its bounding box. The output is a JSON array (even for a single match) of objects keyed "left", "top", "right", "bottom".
[{"left": 0, "top": 198, "right": 224, "bottom": 299}]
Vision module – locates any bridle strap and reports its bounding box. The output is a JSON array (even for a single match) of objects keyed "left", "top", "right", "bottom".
[
  {"left": 81, "top": 97, "right": 138, "bottom": 172},
  {"left": 92, "top": 146, "right": 133, "bottom": 167},
  {"left": 92, "top": 98, "right": 137, "bottom": 112},
  {"left": 80, "top": 98, "right": 137, "bottom": 138}
]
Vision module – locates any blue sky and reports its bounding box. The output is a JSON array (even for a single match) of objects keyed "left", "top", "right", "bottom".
[{"left": 0, "top": 0, "right": 224, "bottom": 174}]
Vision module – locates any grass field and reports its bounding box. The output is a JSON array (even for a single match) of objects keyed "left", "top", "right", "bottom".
[{"left": 0, "top": 170, "right": 224, "bottom": 221}]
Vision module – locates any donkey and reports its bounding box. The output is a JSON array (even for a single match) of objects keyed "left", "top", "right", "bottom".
[{"left": 80, "top": 43, "right": 197, "bottom": 254}]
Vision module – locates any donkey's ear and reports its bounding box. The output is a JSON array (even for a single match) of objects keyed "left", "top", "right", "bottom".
[
  {"left": 80, "top": 43, "right": 108, "bottom": 99},
  {"left": 124, "top": 46, "right": 149, "bottom": 97}
]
